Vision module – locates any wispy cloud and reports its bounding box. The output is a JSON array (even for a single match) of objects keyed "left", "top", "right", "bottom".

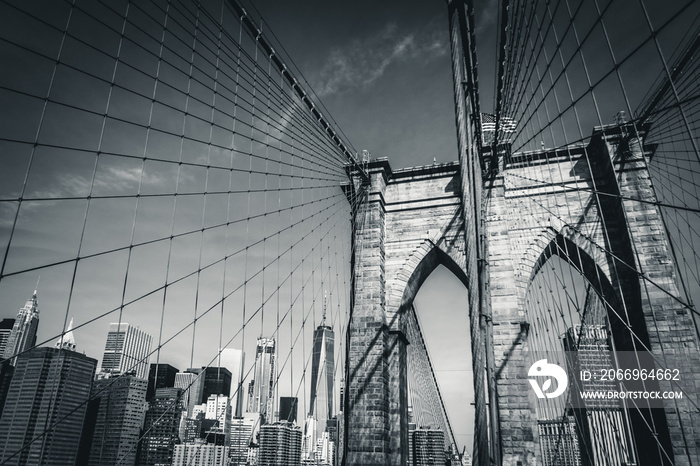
[
  {"left": 20, "top": 164, "right": 183, "bottom": 204},
  {"left": 309, "top": 19, "right": 449, "bottom": 96},
  {"left": 0, "top": 202, "right": 18, "bottom": 229},
  {"left": 0, "top": 164, "right": 192, "bottom": 232}
]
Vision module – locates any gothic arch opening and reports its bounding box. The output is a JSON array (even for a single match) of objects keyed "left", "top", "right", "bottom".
[
  {"left": 394, "top": 245, "right": 474, "bottom": 460},
  {"left": 525, "top": 233, "right": 645, "bottom": 353},
  {"left": 413, "top": 264, "right": 474, "bottom": 458},
  {"left": 523, "top": 236, "right": 674, "bottom": 466},
  {"left": 396, "top": 246, "right": 469, "bottom": 317}
]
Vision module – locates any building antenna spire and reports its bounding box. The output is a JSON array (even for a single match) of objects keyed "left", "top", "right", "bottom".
[
  {"left": 34, "top": 275, "right": 40, "bottom": 295},
  {"left": 322, "top": 290, "right": 327, "bottom": 326}
]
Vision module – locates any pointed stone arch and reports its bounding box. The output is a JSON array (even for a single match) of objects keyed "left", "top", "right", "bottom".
[
  {"left": 517, "top": 226, "right": 622, "bottom": 318},
  {"left": 395, "top": 244, "right": 470, "bottom": 318},
  {"left": 519, "top": 228, "right": 624, "bottom": 339}
]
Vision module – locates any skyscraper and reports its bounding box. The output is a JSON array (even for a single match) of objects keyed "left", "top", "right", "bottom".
[
  {"left": 220, "top": 348, "right": 245, "bottom": 417},
  {"left": 412, "top": 428, "right": 445, "bottom": 466},
  {"left": 538, "top": 417, "right": 581, "bottom": 466},
  {"left": 204, "top": 394, "right": 232, "bottom": 445},
  {"left": 146, "top": 363, "right": 179, "bottom": 402},
  {"left": 309, "top": 299, "right": 334, "bottom": 435},
  {"left": 0, "top": 318, "right": 15, "bottom": 413},
  {"left": 3, "top": 290, "right": 40, "bottom": 365},
  {"left": 0, "top": 346, "right": 97, "bottom": 466},
  {"left": 202, "top": 366, "right": 232, "bottom": 403},
  {"left": 230, "top": 417, "right": 256, "bottom": 466},
  {"left": 258, "top": 421, "right": 303, "bottom": 466},
  {"left": 87, "top": 374, "right": 148, "bottom": 466},
  {"left": 175, "top": 370, "right": 204, "bottom": 417},
  {"left": 139, "top": 388, "right": 183, "bottom": 466},
  {"left": 55, "top": 317, "right": 76, "bottom": 351},
  {"left": 179, "top": 366, "right": 232, "bottom": 408},
  {"left": 100, "top": 323, "right": 152, "bottom": 379},
  {"left": 0, "top": 318, "right": 16, "bottom": 356},
  {"left": 247, "top": 338, "right": 276, "bottom": 424},
  {"left": 279, "top": 396, "right": 298, "bottom": 424}
]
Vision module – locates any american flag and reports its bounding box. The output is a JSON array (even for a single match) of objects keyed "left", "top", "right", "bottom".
[{"left": 481, "top": 112, "right": 518, "bottom": 133}]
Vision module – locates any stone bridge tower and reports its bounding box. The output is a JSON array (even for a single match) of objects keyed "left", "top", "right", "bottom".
[
  {"left": 484, "top": 123, "right": 700, "bottom": 466},
  {"left": 343, "top": 122, "right": 700, "bottom": 465},
  {"left": 343, "top": 159, "right": 482, "bottom": 465}
]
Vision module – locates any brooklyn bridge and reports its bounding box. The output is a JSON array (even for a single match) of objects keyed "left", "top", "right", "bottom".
[{"left": 0, "top": 0, "right": 698, "bottom": 465}]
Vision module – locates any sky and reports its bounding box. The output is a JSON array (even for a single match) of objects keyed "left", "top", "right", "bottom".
[{"left": 251, "top": 0, "right": 498, "bottom": 169}]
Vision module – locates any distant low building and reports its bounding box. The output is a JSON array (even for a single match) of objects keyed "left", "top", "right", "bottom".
[{"left": 172, "top": 443, "right": 229, "bottom": 466}]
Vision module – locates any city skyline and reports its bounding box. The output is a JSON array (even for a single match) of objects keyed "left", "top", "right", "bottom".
[
  {"left": 0, "top": 289, "right": 335, "bottom": 416},
  {"left": 0, "top": 259, "right": 470, "bottom": 450},
  {"left": 0, "top": 281, "right": 464, "bottom": 465},
  {"left": 0, "top": 275, "right": 352, "bottom": 429}
]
